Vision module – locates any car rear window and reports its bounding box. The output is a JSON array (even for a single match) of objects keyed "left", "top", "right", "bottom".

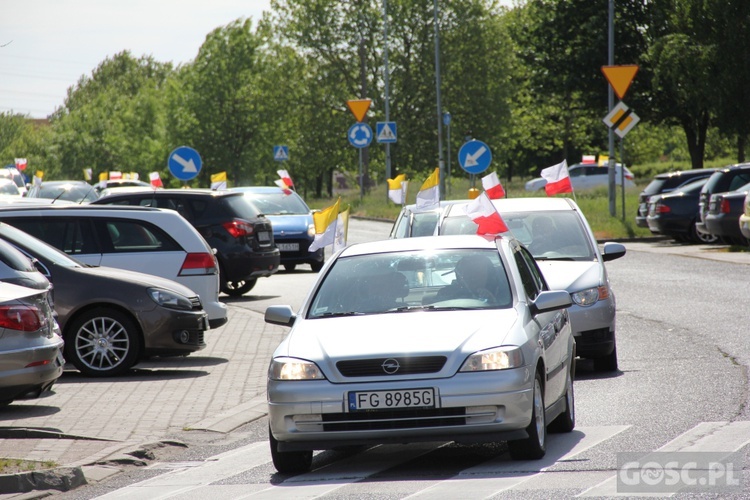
[
  {"left": 0, "top": 238, "right": 36, "bottom": 271},
  {"left": 643, "top": 178, "right": 669, "bottom": 196},
  {"left": 221, "top": 195, "right": 262, "bottom": 219},
  {"left": 242, "top": 192, "right": 310, "bottom": 215}
]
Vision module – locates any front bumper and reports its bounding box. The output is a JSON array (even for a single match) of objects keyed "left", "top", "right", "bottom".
[{"left": 268, "top": 367, "right": 534, "bottom": 451}]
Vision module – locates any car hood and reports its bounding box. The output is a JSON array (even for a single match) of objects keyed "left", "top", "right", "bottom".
[
  {"left": 76, "top": 265, "right": 198, "bottom": 297},
  {"left": 282, "top": 309, "right": 521, "bottom": 381},
  {"left": 537, "top": 260, "right": 604, "bottom": 292},
  {"left": 265, "top": 214, "right": 312, "bottom": 233}
]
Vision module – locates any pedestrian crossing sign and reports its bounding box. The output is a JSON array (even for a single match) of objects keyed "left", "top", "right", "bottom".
[
  {"left": 376, "top": 122, "right": 397, "bottom": 144},
  {"left": 273, "top": 145, "right": 289, "bottom": 161}
]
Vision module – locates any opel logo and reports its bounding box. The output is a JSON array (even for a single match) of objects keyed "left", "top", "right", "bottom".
[{"left": 381, "top": 358, "right": 400, "bottom": 375}]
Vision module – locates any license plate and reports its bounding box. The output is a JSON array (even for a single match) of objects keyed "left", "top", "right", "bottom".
[
  {"left": 277, "top": 243, "right": 299, "bottom": 252},
  {"left": 348, "top": 388, "right": 435, "bottom": 411},
  {"left": 258, "top": 231, "right": 270, "bottom": 242}
]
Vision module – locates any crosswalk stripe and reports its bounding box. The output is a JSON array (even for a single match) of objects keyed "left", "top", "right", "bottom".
[
  {"left": 403, "top": 425, "right": 630, "bottom": 499},
  {"left": 95, "top": 441, "right": 271, "bottom": 499},
  {"left": 579, "top": 421, "right": 750, "bottom": 497}
]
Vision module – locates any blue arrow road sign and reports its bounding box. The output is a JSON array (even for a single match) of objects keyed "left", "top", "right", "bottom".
[
  {"left": 168, "top": 146, "right": 202, "bottom": 181},
  {"left": 376, "top": 122, "right": 397, "bottom": 143},
  {"left": 458, "top": 139, "right": 492, "bottom": 175},
  {"left": 348, "top": 123, "right": 373, "bottom": 148},
  {"left": 273, "top": 145, "right": 289, "bottom": 161}
]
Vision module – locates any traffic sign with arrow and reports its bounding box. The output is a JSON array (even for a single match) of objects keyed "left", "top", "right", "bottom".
[{"left": 168, "top": 146, "right": 202, "bottom": 181}]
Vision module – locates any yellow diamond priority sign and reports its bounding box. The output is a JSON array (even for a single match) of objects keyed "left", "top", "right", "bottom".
[{"left": 346, "top": 99, "right": 371, "bottom": 122}]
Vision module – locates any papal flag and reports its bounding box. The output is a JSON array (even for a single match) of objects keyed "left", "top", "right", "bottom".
[
  {"left": 387, "top": 174, "right": 408, "bottom": 205},
  {"left": 83, "top": 168, "right": 92, "bottom": 181},
  {"left": 308, "top": 198, "right": 341, "bottom": 252},
  {"left": 33, "top": 170, "right": 43, "bottom": 186},
  {"left": 415, "top": 168, "right": 440, "bottom": 211},
  {"left": 211, "top": 171, "right": 227, "bottom": 190},
  {"left": 332, "top": 206, "right": 350, "bottom": 253}
]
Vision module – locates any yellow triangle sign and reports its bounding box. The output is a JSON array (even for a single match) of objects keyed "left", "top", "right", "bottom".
[
  {"left": 346, "top": 99, "right": 371, "bottom": 122},
  {"left": 601, "top": 65, "right": 639, "bottom": 100}
]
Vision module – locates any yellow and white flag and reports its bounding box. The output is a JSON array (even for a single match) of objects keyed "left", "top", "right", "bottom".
[
  {"left": 415, "top": 168, "right": 440, "bottom": 211},
  {"left": 309, "top": 198, "right": 341, "bottom": 252},
  {"left": 83, "top": 168, "right": 92, "bottom": 181},
  {"left": 211, "top": 171, "right": 227, "bottom": 190},
  {"left": 33, "top": 170, "right": 43, "bottom": 186},
  {"left": 387, "top": 174, "right": 408, "bottom": 205},
  {"left": 332, "top": 206, "right": 350, "bottom": 253}
]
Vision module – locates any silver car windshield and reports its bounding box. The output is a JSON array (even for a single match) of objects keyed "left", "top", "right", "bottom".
[
  {"left": 442, "top": 210, "right": 596, "bottom": 261},
  {"left": 307, "top": 248, "right": 512, "bottom": 318}
]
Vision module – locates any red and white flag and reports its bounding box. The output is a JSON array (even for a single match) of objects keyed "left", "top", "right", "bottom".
[
  {"left": 149, "top": 171, "right": 163, "bottom": 188},
  {"left": 466, "top": 192, "right": 508, "bottom": 235},
  {"left": 14, "top": 158, "right": 27, "bottom": 171},
  {"left": 541, "top": 159, "right": 573, "bottom": 195},
  {"left": 277, "top": 169, "right": 294, "bottom": 188},
  {"left": 481, "top": 171, "right": 505, "bottom": 199}
]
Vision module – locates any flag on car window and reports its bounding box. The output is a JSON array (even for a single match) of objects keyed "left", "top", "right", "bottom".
[
  {"left": 416, "top": 168, "right": 440, "bottom": 211},
  {"left": 83, "top": 168, "right": 92, "bottom": 181},
  {"left": 14, "top": 158, "right": 27, "bottom": 171},
  {"left": 210, "top": 172, "right": 227, "bottom": 190},
  {"left": 109, "top": 171, "right": 122, "bottom": 180},
  {"left": 277, "top": 169, "right": 294, "bottom": 188},
  {"left": 466, "top": 192, "right": 508, "bottom": 235},
  {"left": 149, "top": 172, "right": 163, "bottom": 188},
  {"left": 387, "top": 174, "right": 408, "bottom": 204},
  {"left": 541, "top": 159, "right": 573, "bottom": 196},
  {"left": 33, "top": 170, "right": 43, "bottom": 186},
  {"left": 333, "top": 206, "right": 350, "bottom": 253},
  {"left": 481, "top": 171, "right": 505, "bottom": 199},
  {"left": 309, "top": 198, "right": 341, "bottom": 252}
]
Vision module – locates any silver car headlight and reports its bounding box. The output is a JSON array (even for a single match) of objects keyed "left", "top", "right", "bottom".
[
  {"left": 571, "top": 285, "right": 609, "bottom": 306},
  {"left": 270, "top": 357, "right": 326, "bottom": 380},
  {"left": 460, "top": 347, "right": 524, "bottom": 372},
  {"left": 148, "top": 288, "right": 194, "bottom": 311}
]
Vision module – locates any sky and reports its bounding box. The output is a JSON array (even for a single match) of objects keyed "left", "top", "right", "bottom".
[{"left": 0, "top": 0, "right": 273, "bottom": 118}]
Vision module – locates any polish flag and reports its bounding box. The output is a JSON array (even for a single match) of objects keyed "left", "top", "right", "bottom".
[
  {"left": 149, "top": 171, "right": 163, "bottom": 188},
  {"left": 14, "top": 158, "right": 27, "bottom": 171},
  {"left": 465, "top": 192, "right": 508, "bottom": 235},
  {"left": 277, "top": 169, "right": 294, "bottom": 188},
  {"left": 481, "top": 171, "right": 505, "bottom": 199},
  {"left": 541, "top": 159, "right": 573, "bottom": 195}
]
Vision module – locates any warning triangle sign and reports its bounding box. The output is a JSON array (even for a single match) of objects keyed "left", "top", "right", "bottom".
[
  {"left": 378, "top": 123, "right": 396, "bottom": 142},
  {"left": 274, "top": 147, "right": 288, "bottom": 160},
  {"left": 601, "top": 65, "right": 639, "bottom": 100},
  {"left": 346, "top": 99, "right": 371, "bottom": 122}
]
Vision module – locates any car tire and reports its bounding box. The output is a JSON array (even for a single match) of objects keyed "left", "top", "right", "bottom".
[
  {"left": 65, "top": 308, "right": 141, "bottom": 377},
  {"left": 284, "top": 264, "right": 297, "bottom": 272},
  {"left": 548, "top": 361, "right": 575, "bottom": 433},
  {"left": 310, "top": 260, "right": 324, "bottom": 273},
  {"left": 508, "top": 371, "right": 546, "bottom": 460},
  {"left": 269, "top": 427, "right": 312, "bottom": 474},
  {"left": 222, "top": 279, "right": 257, "bottom": 296},
  {"left": 593, "top": 345, "right": 618, "bottom": 372},
  {"left": 690, "top": 222, "right": 719, "bottom": 244}
]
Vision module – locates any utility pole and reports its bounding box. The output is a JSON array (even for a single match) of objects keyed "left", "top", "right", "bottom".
[
  {"left": 607, "top": 0, "right": 616, "bottom": 216},
  {"left": 434, "top": 0, "right": 445, "bottom": 200},
  {"left": 383, "top": 0, "right": 392, "bottom": 202}
]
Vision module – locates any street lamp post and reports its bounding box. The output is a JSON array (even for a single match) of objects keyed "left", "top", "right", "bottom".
[
  {"left": 444, "top": 111, "right": 451, "bottom": 194},
  {"left": 434, "top": 0, "right": 445, "bottom": 200}
]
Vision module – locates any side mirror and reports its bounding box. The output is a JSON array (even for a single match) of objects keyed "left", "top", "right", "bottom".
[
  {"left": 601, "top": 242, "right": 626, "bottom": 262},
  {"left": 531, "top": 290, "right": 572, "bottom": 314},
  {"left": 265, "top": 305, "right": 296, "bottom": 327}
]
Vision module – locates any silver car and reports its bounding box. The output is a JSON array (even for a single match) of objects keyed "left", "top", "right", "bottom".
[
  {"left": 0, "top": 281, "right": 63, "bottom": 407},
  {"left": 436, "top": 197, "right": 626, "bottom": 372},
  {"left": 265, "top": 235, "right": 574, "bottom": 473}
]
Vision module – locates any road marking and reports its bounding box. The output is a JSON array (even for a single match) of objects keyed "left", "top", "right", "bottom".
[{"left": 579, "top": 421, "right": 750, "bottom": 497}]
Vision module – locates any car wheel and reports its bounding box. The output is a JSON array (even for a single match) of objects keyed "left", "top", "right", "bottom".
[
  {"left": 269, "top": 427, "right": 312, "bottom": 473},
  {"left": 310, "top": 260, "right": 325, "bottom": 273},
  {"left": 593, "top": 345, "right": 618, "bottom": 372},
  {"left": 548, "top": 362, "right": 575, "bottom": 433},
  {"left": 65, "top": 308, "right": 141, "bottom": 377},
  {"left": 284, "top": 264, "right": 297, "bottom": 272},
  {"left": 508, "top": 371, "right": 546, "bottom": 460},
  {"left": 691, "top": 222, "right": 719, "bottom": 244},
  {"left": 222, "top": 279, "right": 257, "bottom": 296}
]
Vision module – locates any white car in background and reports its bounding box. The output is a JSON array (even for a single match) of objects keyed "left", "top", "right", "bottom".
[
  {"left": 525, "top": 163, "right": 635, "bottom": 192},
  {"left": 0, "top": 205, "right": 228, "bottom": 329}
]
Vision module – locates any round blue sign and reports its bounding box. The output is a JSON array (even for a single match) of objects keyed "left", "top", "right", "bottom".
[
  {"left": 168, "top": 146, "right": 202, "bottom": 181},
  {"left": 458, "top": 139, "right": 492, "bottom": 174},
  {"left": 348, "top": 123, "right": 373, "bottom": 149}
]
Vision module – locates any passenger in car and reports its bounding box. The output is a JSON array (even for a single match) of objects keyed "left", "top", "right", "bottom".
[{"left": 435, "top": 255, "right": 503, "bottom": 304}]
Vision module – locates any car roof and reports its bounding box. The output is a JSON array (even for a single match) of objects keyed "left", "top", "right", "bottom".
[
  {"left": 230, "top": 186, "right": 288, "bottom": 194},
  {"left": 654, "top": 168, "right": 717, "bottom": 179},
  {"left": 0, "top": 204, "right": 165, "bottom": 214},
  {"left": 96, "top": 188, "right": 243, "bottom": 198},
  {"left": 443, "top": 197, "right": 578, "bottom": 216},
  {"left": 341, "top": 234, "right": 505, "bottom": 258}
]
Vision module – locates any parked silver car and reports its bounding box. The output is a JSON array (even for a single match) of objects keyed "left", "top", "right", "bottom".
[
  {"left": 392, "top": 197, "right": 626, "bottom": 372},
  {"left": 265, "top": 235, "right": 574, "bottom": 472}
]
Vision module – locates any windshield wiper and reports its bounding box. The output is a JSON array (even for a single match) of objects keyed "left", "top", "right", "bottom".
[
  {"left": 316, "top": 311, "right": 365, "bottom": 318},
  {"left": 393, "top": 305, "right": 436, "bottom": 312}
]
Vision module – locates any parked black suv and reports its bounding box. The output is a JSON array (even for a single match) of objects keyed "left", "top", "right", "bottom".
[
  {"left": 695, "top": 164, "right": 750, "bottom": 241},
  {"left": 636, "top": 169, "right": 716, "bottom": 228},
  {"left": 93, "top": 189, "right": 280, "bottom": 296}
]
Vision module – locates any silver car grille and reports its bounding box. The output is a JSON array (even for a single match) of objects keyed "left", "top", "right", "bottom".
[
  {"left": 336, "top": 356, "right": 447, "bottom": 377},
  {"left": 321, "top": 408, "right": 467, "bottom": 431}
]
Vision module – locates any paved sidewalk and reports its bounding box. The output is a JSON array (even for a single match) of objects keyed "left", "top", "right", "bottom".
[{"left": 0, "top": 307, "right": 283, "bottom": 497}]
